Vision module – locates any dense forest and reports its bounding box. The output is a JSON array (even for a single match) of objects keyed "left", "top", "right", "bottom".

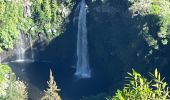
[{"left": 1, "top": 0, "right": 170, "bottom": 100}]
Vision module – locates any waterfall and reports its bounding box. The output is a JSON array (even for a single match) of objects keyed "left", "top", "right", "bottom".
[
  {"left": 29, "top": 34, "right": 34, "bottom": 60},
  {"left": 75, "top": 0, "right": 91, "bottom": 78},
  {"left": 16, "top": 33, "right": 26, "bottom": 62},
  {"left": 13, "top": 33, "right": 34, "bottom": 63}
]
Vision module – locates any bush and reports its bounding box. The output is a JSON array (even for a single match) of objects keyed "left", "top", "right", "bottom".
[
  {"left": 7, "top": 79, "right": 28, "bottom": 100},
  {"left": 0, "top": 64, "right": 28, "bottom": 100},
  {"left": 108, "top": 69, "right": 170, "bottom": 100},
  {"left": 129, "top": 0, "right": 170, "bottom": 50}
]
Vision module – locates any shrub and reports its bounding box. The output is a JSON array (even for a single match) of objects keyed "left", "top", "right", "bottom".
[
  {"left": 0, "top": 64, "right": 28, "bottom": 100},
  {"left": 108, "top": 69, "right": 170, "bottom": 100}
]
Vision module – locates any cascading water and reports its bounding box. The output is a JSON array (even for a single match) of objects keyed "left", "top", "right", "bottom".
[
  {"left": 16, "top": 33, "right": 26, "bottom": 62},
  {"left": 13, "top": 33, "right": 35, "bottom": 63},
  {"left": 29, "top": 34, "right": 34, "bottom": 60},
  {"left": 75, "top": 0, "right": 91, "bottom": 78}
]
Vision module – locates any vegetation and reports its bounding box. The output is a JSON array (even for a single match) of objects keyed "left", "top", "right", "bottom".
[
  {"left": 1, "top": 0, "right": 170, "bottom": 100},
  {"left": 0, "top": 64, "right": 11, "bottom": 98},
  {"left": 0, "top": 0, "right": 23, "bottom": 51},
  {"left": 31, "top": 0, "right": 62, "bottom": 40},
  {"left": 0, "top": 65, "right": 61, "bottom": 100},
  {"left": 7, "top": 79, "right": 28, "bottom": 100},
  {"left": 0, "top": 0, "right": 74, "bottom": 52},
  {"left": 129, "top": 0, "right": 170, "bottom": 50},
  {"left": 109, "top": 69, "right": 170, "bottom": 100},
  {"left": 0, "top": 64, "right": 28, "bottom": 100},
  {"left": 41, "top": 70, "right": 61, "bottom": 100},
  {"left": 1, "top": 65, "right": 170, "bottom": 100}
]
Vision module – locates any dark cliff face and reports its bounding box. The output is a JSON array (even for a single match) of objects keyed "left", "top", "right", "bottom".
[
  {"left": 87, "top": 0, "right": 144, "bottom": 82},
  {"left": 0, "top": 0, "right": 155, "bottom": 80},
  {"left": 86, "top": 0, "right": 170, "bottom": 87},
  {"left": 35, "top": 0, "right": 150, "bottom": 86},
  {"left": 31, "top": 0, "right": 170, "bottom": 79}
]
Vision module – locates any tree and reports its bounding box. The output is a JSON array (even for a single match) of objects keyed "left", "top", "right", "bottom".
[
  {"left": 41, "top": 70, "right": 61, "bottom": 100},
  {"left": 0, "top": 0, "right": 23, "bottom": 51},
  {"left": 0, "top": 64, "right": 28, "bottom": 100},
  {"left": 7, "top": 79, "right": 28, "bottom": 100},
  {"left": 129, "top": 0, "right": 170, "bottom": 50},
  {"left": 0, "top": 64, "right": 11, "bottom": 99}
]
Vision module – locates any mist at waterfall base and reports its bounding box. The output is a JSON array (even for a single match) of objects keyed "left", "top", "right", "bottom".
[{"left": 14, "top": 33, "right": 35, "bottom": 62}]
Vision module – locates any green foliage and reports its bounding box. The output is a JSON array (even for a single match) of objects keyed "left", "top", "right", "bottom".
[
  {"left": 41, "top": 70, "right": 61, "bottom": 100},
  {"left": 129, "top": 0, "right": 151, "bottom": 17},
  {"left": 151, "top": 5, "right": 160, "bottom": 15},
  {"left": 0, "top": 64, "right": 28, "bottom": 100},
  {"left": 109, "top": 69, "right": 170, "bottom": 100},
  {"left": 31, "top": 0, "right": 73, "bottom": 40},
  {"left": 129, "top": 0, "right": 170, "bottom": 50},
  {"left": 0, "top": 64, "right": 11, "bottom": 98},
  {"left": 51, "top": 0, "right": 58, "bottom": 22},
  {"left": 0, "top": 65, "right": 11, "bottom": 83},
  {"left": 0, "top": 0, "right": 74, "bottom": 52},
  {"left": 7, "top": 78, "right": 28, "bottom": 100},
  {"left": 42, "top": 0, "right": 52, "bottom": 21},
  {"left": 0, "top": 0, "right": 23, "bottom": 51}
]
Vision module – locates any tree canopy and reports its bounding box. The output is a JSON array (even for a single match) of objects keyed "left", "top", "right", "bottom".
[
  {"left": 129, "top": 0, "right": 170, "bottom": 50},
  {"left": 0, "top": 0, "right": 73, "bottom": 52}
]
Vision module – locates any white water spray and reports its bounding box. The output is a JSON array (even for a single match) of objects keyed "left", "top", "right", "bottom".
[
  {"left": 29, "top": 34, "right": 34, "bottom": 60},
  {"left": 75, "top": 0, "right": 91, "bottom": 78},
  {"left": 16, "top": 33, "right": 26, "bottom": 62}
]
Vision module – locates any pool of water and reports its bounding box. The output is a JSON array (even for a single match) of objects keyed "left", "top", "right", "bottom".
[{"left": 8, "top": 60, "right": 112, "bottom": 100}]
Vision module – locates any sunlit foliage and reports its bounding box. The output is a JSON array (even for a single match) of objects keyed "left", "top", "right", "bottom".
[
  {"left": 129, "top": 0, "right": 170, "bottom": 50},
  {"left": 0, "top": 64, "right": 28, "bottom": 100},
  {"left": 7, "top": 79, "right": 28, "bottom": 100},
  {"left": 108, "top": 69, "right": 170, "bottom": 100},
  {"left": 0, "top": 0, "right": 74, "bottom": 52},
  {"left": 0, "top": 64, "right": 11, "bottom": 98},
  {"left": 31, "top": 0, "right": 73, "bottom": 40},
  {"left": 41, "top": 70, "right": 61, "bottom": 100},
  {"left": 0, "top": 0, "right": 23, "bottom": 51}
]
